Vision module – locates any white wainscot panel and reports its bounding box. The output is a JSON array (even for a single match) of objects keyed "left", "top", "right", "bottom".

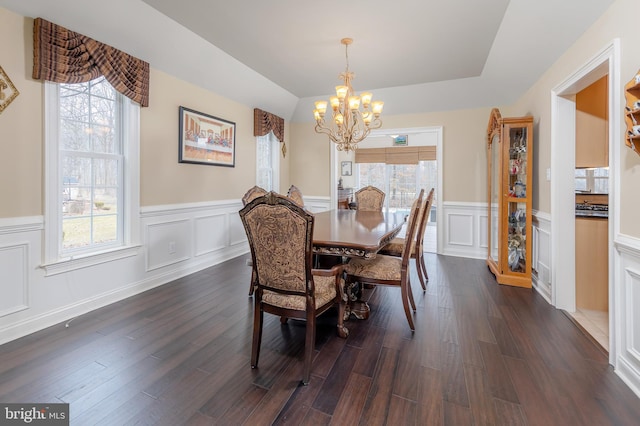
[
  {"left": 615, "top": 236, "right": 640, "bottom": 398},
  {"left": 146, "top": 219, "right": 191, "bottom": 271},
  {"left": 195, "top": 213, "right": 227, "bottom": 256},
  {"left": 625, "top": 267, "right": 640, "bottom": 364},
  {"left": 532, "top": 214, "right": 551, "bottom": 303},
  {"left": 448, "top": 214, "right": 473, "bottom": 246},
  {"left": 441, "top": 202, "right": 485, "bottom": 259},
  {"left": 0, "top": 243, "right": 29, "bottom": 316},
  {"left": 479, "top": 214, "right": 488, "bottom": 249},
  {"left": 229, "top": 211, "right": 247, "bottom": 247}
]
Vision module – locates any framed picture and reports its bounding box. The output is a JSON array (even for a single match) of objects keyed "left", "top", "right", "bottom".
[
  {"left": 179, "top": 106, "right": 236, "bottom": 167},
  {"left": 393, "top": 135, "right": 408, "bottom": 146},
  {"left": 341, "top": 161, "right": 352, "bottom": 176}
]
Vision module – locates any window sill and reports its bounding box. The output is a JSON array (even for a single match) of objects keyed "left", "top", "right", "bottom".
[{"left": 41, "top": 245, "right": 141, "bottom": 277}]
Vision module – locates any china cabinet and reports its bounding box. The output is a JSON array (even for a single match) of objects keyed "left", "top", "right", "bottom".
[{"left": 486, "top": 108, "right": 533, "bottom": 288}]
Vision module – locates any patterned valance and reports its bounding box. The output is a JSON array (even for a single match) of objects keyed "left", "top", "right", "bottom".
[
  {"left": 254, "top": 108, "right": 285, "bottom": 157},
  {"left": 32, "top": 18, "right": 150, "bottom": 107}
]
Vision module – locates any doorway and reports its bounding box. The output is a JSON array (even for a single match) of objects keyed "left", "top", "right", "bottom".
[
  {"left": 330, "top": 126, "right": 443, "bottom": 254},
  {"left": 551, "top": 40, "right": 619, "bottom": 360},
  {"left": 356, "top": 161, "right": 438, "bottom": 253}
]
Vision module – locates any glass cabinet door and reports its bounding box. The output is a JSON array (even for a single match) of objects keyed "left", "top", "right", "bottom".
[
  {"left": 489, "top": 133, "right": 500, "bottom": 262},
  {"left": 502, "top": 123, "right": 530, "bottom": 277}
]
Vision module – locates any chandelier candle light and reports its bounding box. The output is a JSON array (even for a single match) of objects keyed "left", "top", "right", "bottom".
[{"left": 313, "top": 38, "right": 384, "bottom": 152}]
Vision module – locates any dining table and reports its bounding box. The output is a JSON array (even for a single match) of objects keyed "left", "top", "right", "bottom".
[{"left": 312, "top": 209, "right": 406, "bottom": 320}]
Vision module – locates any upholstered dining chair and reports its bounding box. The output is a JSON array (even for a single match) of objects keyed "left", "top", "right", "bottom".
[
  {"left": 345, "top": 189, "right": 424, "bottom": 331},
  {"left": 354, "top": 186, "right": 385, "bottom": 211},
  {"left": 379, "top": 188, "right": 435, "bottom": 291},
  {"left": 287, "top": 184, "right": 305, "bottom": 208},
  {"left": 242, "top": 185, "right": 268, "bottom": 296},
  {"left": 239, "top": 192, "right": 347, "bottom": 385},
  {"left": 242, "top": 185, "right": 268, "bottom": 206}
]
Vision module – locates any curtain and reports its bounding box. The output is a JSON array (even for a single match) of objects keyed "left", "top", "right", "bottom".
[
  {"left": 355, "top": 146, "right": 436, "bottom": 164},
  {"left": 254, "top": 108, "right": 285, "bottom": 156},
  {"left": 33, "top": 18, "right": 150, "bottom": 107}
]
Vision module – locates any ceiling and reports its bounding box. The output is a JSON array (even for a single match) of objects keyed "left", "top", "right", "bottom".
[{"left": 0, "top": 0, "right": 615, "bottom": 121}]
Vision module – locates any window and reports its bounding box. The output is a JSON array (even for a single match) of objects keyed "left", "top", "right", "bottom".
[
  {"left": 575, "top": 167, "right": 608, "bottom": 194},
  {"left": 44, "top": 77, "right": 140, "bottom": 271},
  {"left": 256, "top": 131, "right": 280, "bottom": 191},
  {"left": 356, "top": 160, "right": 437, "bottom": 221}
]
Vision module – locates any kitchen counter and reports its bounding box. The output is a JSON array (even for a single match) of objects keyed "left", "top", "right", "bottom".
[{"left": 575, "top": 210, "right": 608, "bottom": 218}]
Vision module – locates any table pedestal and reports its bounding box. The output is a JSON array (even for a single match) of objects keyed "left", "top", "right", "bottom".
[{"left": 344, "top": 281, "right": 370, "bottom": 320}]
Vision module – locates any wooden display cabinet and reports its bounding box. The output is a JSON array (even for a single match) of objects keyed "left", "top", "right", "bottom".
[
  {"left": 624, "top": 71, "right": 640, "bottom": 155},
  {"left": 486, "top": 108, "right": 533, "bottom": 288}
]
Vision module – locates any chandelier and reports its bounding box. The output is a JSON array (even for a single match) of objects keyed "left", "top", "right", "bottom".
[{"left": 313, "top": 38, "right": 383, "bottom": 152}]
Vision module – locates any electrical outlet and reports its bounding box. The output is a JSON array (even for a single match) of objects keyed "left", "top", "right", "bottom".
[{"left": 168, "top": 241, "right": 176, "bottom": 254}]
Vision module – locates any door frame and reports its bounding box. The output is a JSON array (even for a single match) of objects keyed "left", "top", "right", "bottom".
[
  {"left": 550, "top": 38, "right": 620, "bottom": 362},
  {"left": 331, "top": 126, "right": 443, "bottom": 253}
]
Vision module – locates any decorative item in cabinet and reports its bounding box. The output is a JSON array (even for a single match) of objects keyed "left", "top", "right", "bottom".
[
  {"left": 624, "top": 70, "right": 640, "bottom": 154},
  {"left": 486, "top": 108, "right": 533, "bottom": 288}
]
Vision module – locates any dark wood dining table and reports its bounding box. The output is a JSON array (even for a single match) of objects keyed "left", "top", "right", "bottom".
[
  {"left": 312, "top": 209, "right": 406, "bottom": 320},
  {"left": 312, "top": 209, "right": 405, "bottom": 259}
]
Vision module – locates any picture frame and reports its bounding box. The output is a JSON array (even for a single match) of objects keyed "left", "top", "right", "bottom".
[
  {"left": 341, "top": 161, "right": 352, "bottom": 176},
  {"left": 0, "top": 66, "right": 20, "bottom": 114},
  {"left": 393, "top": 135, "right": 408, "bottom": 146},
  {"left": 179, "top": 106, "right": 236, "bottom": 167}
]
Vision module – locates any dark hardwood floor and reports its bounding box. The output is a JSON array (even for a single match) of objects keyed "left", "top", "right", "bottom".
[{"left": 1, "top": 253, "right": 638, "bottom": 425}]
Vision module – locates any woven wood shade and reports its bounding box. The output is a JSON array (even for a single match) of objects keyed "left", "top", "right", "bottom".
[{"left": 355, "top": 146, "right": 436, "bottom": 164}]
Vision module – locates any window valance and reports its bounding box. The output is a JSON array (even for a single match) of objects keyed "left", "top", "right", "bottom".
[
  {"left": 253, "top": 108, "right": 284, "bottom": 142},
  {"left": 254, "top": 108, "right": 285, "bottom": 156},
  {"left": 355, "top": 146, "right": 436, "bottom": 164},
  {"left": 32, "top": 18, "right": 150, "bottom": 107}
]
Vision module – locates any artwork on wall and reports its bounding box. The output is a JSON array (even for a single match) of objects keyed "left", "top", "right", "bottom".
[
  {"left": 179, "top": 106, "right": 236, "bottom": 167},
  {"left": 392, "top": 135, "right": 408, "bottom": 146},
  {"left": 0, "top": 66, "right": 19, "bottom": 114},
  {"left": 341, "top": 161, "right": 352, "bottom": 176}
]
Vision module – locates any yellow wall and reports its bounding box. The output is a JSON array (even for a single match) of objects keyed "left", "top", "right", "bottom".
[
  {"left": 290, "top": 108, "right": 494, "bottom": 203},
  {"left": 0, "top": 10, "right": 290, "bottom": 218},
  {"left": 0, "top": 13, "right": 43, "bottom": 218}
]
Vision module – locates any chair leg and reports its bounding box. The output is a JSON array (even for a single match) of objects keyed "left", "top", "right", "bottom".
[
  {"left": 419, "top": 252, "right": 429, "bottom": 284},
  {"left": 248, "top": 270, "right": 256, "bottom": 296},
  {"left": 407, "top": 276, "right": 416, "bottom": 311},
  {"left": 302, "top": 313, "right": 316, "bottom": 385},
  {"left": 251, "top": 299, "right": 263, "bottom": 369},
  {"left": 414, "top": 255, "right": 427, "bottom": 291},
  {"left": 400, "top": 275, "right": 415, "bottom": 331}
]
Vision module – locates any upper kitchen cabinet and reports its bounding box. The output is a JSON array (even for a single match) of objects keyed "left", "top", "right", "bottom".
[{"left": 576, "top": 76, "right": 608, "bottom": 168}]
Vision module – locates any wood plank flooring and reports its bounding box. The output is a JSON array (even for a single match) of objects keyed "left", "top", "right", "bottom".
[{"left": 1, "top": 254, "right": 638, "bottom": 425}]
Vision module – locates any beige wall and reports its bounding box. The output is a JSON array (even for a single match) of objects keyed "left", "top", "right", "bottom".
[
  {"left": 0, "top": 9, "right": 290, "bottom": 217},
  {"left": 506, "top": 0, "right": 640, "bottom": 235},
  {"left": 141, "top": 69, "right": 257, "bottom": 206},
  {"left": 290, "top": 108, "right": 494, "bottom": 203},
  {"left": 0, "top": 12, "right": 43, "bottom": 218}
]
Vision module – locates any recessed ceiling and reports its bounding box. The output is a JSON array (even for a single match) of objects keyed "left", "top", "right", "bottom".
[
  {"left": 0, "top": 0, "right": 616, "bottom": 121},
  {"left": 142, "top": 0, "right": 511, "bottom": 98}
]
